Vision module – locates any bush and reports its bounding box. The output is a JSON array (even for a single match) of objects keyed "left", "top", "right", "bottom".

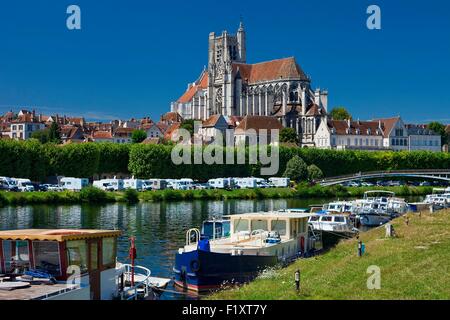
[
  {"left": 283, "top": 156, "right": 308, "bottom": 182},
  {"left": 0, "top": 193, "right": 7, "bottom": 207},
  {"left": 307, "top": 164, "right": 324, "bottom": 181},
  {"left": 123, "top": 188, "right": 139, "bottom": 203},
  {"left": 79, "top": 186, "right": 109, "bottom": 203}
]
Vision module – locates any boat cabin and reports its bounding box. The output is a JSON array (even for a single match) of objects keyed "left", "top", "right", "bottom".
[
  {"left": 201, "top": 219, "right": 231, "bottom": 240},
  {"left": 0, "top": 229, "right": 121, "bottom": 300}
]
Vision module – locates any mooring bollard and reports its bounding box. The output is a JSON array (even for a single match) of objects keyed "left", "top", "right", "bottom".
[
  {"left": 429, "top": 205, "right": 434, "bottom": 214},
  {"left": 295, "top": 269, "right": 300, "bottom": 292},
  {"left": 358, "top": 241, "right": 362, "bottom": 257}
]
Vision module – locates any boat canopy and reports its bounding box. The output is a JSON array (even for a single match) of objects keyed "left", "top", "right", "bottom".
[
  {"left": 364, "top": 190, "right": 395, "bottom": 197},
  {"left": 224, "top": 211, "right": 312, "bottom": 220},
  {"left": 0, "top": 229, "right": 121, "bottom": 242}
]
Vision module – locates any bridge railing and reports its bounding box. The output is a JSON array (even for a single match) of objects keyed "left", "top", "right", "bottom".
[{"left": 320, "top": 169, "right": 450, "bottom": 183}]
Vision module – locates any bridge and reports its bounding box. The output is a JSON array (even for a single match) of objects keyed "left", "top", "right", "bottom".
[{"left": 319, "top": 169, "right": 450, "bottom": 186}]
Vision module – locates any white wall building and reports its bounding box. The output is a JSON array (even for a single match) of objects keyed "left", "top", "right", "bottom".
[
  {"left": 406, "top": 124, "right": 441, "bottom": 152},
  {"left": 315, "top": 118, "right": 385, "bottom": 150}
]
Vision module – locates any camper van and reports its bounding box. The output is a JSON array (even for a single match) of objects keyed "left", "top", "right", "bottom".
[
  {"left": 143, "top": 179, "right": 168, "bottom": 190},
  {"left": 268, "top": 177, "right": 290, "bottom": 188},
  {"left": 13, "top": 178, "right": 35, "bottom": 192},
  {"left": 123, "top": 178, "right": 144, "bottom": 191},
  {"left": 207, "top": 178, "right": 230, "bottom": 189},
  {"left": 234, "top": 177, "right": 258, "bottom": 189},
  {"left": 0, "top": 177, "right": 19, "bottom": 192},
  {"left": 93, "top": 179, "right": 124, "bottom": 191},
  {"left": 60, "top": 177, "right": 89, "bottom": 191}
]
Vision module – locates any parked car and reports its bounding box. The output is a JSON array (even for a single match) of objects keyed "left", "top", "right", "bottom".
[
  {"left": 45, "top": 184, "right": 64, "bottom": 192},
  {"left": 361, "top": 181, "right": 374, "bottom": 187},
  {"left": 13, "top": 178, "right": 35, "bottom": 192},
  {"left": 419, "top": 181, "right": 431, "bottom": 186},
  {"left": 194, "top": 183, "right": 213, "bottom": 190}
]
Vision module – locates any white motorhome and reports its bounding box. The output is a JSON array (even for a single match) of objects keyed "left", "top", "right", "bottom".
[
  {"left": 60, "top": 177, "right": 89, "bottom": 191},
  {"left": 0, "top": 177, "right": 18, "bottom": 191},
  {"left": 93, "top": 178, "right": 124, "bottom": 191},
  {"left": 208, "top": 178, "right": 230, "bottom": 189},
  {"left": 13, "top": 178, "right": 35, "bottom": 192},
  {"left": 234, "top": 177, "right": 257, "bottom": 189},
  {"left": 93, "top": 181, "right": 114, "bottom": 191},
  {"left": 268, "top": 177, "right": 290, "bottom": 188},
  {"left": 123, "top": 178, "right": 144, "bottom": 191},
  {"left": 143, "top": 179, "right": 168, "bottom": 190}
]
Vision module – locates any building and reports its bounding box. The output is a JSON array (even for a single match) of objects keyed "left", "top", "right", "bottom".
[
  {"left": 171, "top": 21, "right": 328, "bottom": 147},
  {"left": 234, "top": 115, "right": 283, "bottom": 146},
  {"left": 373, "top": 117, "right": 409, "bottom": 151},
  {"left": 113, "top": 128, "right": 134, "bottom": 143},
  {"left": 92, "top": 131, "right": 114, "bottom": 143},
  {"left": 315, "top": 118, "right": 385, "bottom": 150},
  {"left": 9, "top": 113, "right": 45, "bottom": 140},
  {"left": 143, "top": 123, "right": 163, "bottom": 139},
  {"left": 406, "top": 124, "right": 441, "bottom": 152},
  {"left": 198, "top": 114, "right": 230, "bottom": 143},
  {"left": 60, "top": 125, "right": 86, "bottom": 144}
]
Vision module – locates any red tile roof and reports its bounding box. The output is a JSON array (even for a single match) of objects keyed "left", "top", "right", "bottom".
[
  {"left": 327, "top": 120, "right": 382, "bottom": 136},
  {"left": 164, "top": 123, "right": 181, "bottom": 140},
  {"left": 372, "top": 117, "right": 401, "bottom": 138},
  {"left": 234, "top": 57, "right": 308, "bottom": 84},
  {"left": 161, "top": 112, "right": 183, "bottom": 124},
  {"left": 93, "top": 131, "right": 113, "bottom": 139},
  {"left": 235, "top": 115, "right": 284, "bottom": 134},
  {"left": 177, "top": 70, "right": 208, "bottom": 103}
]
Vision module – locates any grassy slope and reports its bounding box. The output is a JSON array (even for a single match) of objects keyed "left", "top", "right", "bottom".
[{"left": 209, "top": 210, "right": 450, "bottom": 300}]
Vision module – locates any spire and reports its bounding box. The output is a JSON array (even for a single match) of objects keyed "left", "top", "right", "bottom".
[{"left": 238, "top": 16, "right": 244, "bottom": 32}]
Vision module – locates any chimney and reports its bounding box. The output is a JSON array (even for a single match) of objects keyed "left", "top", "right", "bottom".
[
  {"left": 347, "top": 119, "right": 351, "bottom": 128},
  {"left": 314, "top": 89, "right": 321, "bottom": 106}
]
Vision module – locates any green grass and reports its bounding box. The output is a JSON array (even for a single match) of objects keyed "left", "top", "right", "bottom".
[
  {"left": 0, "top": 185, "right": 434, "bottom": 206},
  {"left": 209, "top": 209, "right": 450, "bottom": 300}
]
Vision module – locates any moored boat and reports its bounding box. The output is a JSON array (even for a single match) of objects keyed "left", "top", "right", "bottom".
[
  {"left": 173, "top": 211, "right": 315, "bottom": 292},
  {"left": 0, "top": 229, "right": 165, "bottom": 300}
]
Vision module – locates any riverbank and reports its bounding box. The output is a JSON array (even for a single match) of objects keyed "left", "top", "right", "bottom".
[
  {"left": 0, "top": 185, "right": 434, "bottom": 206},
  {"left": 209, "top": 209, "right": 450, "bottom": 300}
]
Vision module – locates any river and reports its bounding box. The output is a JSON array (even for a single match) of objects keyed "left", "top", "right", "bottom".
[{"left": 0, "top": 196, "right": 423, "bottom": 299}]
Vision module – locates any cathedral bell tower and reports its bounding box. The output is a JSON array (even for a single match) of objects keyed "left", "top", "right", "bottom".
[{"left": 207, "top": 22, "right": 246, "bottom": 117}]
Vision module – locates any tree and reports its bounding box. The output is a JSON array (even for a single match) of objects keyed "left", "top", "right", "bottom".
[
  {"left": 131, "top": 129, "right": 147, "bottom": 144},
  {"left": 280, "top": 128, "right": 299, "bottom": 144},
  {"left": 428, "top": 122, "right": 448, "bottom": 146},
  {"left": 180, "top": 119, "right": 195, "bottom": 136},
  {"left": 48, "top": 122, "right": 61, "bottom": 144},
  {"left": 329, "top": 107, "right": 352, "bottom": 120},
  {"left": 283, "top": 155, "right": 308, "bottom": 182},
  {"left": 31, "top": 129, "right": 50, "bottom": 144},
  {"left": 307, "top": 164, "right": 324, "bottom": 181}
]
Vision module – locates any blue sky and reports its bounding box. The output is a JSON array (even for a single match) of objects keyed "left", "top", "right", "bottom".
[{"left": 0, "top": 0, "right": 449, "bottom": 123}]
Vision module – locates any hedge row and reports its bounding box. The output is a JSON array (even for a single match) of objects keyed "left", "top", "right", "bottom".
[
  {"left": 0, "top": 140, "right": 130, "bottom": 181},
  {"left": 1, "top": 140, "right": 449, "bottom": 181}
]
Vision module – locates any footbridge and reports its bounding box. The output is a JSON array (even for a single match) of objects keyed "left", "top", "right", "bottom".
[{"left": 319, "top": 169, "right": 450, "bottom": 186}]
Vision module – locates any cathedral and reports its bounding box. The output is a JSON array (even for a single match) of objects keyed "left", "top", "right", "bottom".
[{"left": 171, "top": 22, "right": 328, "bottom": 146}]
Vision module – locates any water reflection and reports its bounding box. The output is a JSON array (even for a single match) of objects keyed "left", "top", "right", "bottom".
[{"left": 0, "top": 196, "right": 421, "bottom": 299}]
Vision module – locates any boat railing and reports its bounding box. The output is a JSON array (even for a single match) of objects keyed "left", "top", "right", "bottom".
[
  {"left": 119, "top": 263, "right": 152, "bottom": 300},
  {"left": 186, "top": 228, "right": 200, "bottom": 246},
  {"left": 250, "top": 229, "right": 269, "bottom": 245}
]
